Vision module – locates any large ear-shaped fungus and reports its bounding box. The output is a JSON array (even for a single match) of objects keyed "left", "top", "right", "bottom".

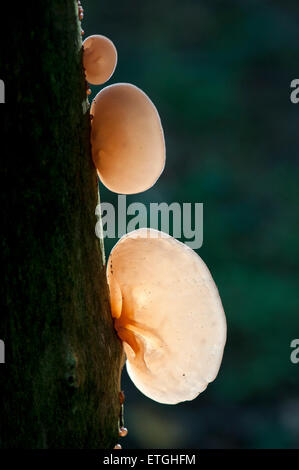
[
  {"left": 90, "top": 83, "right": 166, "bottom": 195},
  {"left": 107, "top": 228, "right": 227, "bottom": 405}
]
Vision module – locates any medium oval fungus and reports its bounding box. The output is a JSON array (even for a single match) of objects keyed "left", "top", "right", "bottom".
[
  {"left": 107, "top": 228, "right": 227, "bottom": 405},
  {"left": 83, "top": 35, "right": 117, "bottom": 85},
  {"left": 90, "top": 83, "right": 166, "bottom": 194}
]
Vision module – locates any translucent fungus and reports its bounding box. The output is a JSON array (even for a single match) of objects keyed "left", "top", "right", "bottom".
[
  {"left": 83, "top": 35, "right": 117, "bottom": 85},
  {"left": 119, "top": 427, "right": 128, "bottom": 437},
  {"left": 91, "top": 83, "right": 166, "bottom": 194},
  {"left": 107, "top": 228, "right": 227, "bottom": 405}
]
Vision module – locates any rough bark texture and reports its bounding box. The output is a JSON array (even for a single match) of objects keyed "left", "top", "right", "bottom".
[{"left": 0, "top": 0, "right": 124, "bottom": 448}]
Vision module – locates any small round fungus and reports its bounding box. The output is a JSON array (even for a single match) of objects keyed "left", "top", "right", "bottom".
[
  {"left": 83, "top": 35, "right": 117, "bottom": 85},
  {"left": 107, "top": 228, "right": 227, "bottom": 405},
  {"left": 90, "top": 83, "right": 166, "bottom": 194},
  {"left": 119, "top": 427, "right": 128, "bottom": 437}
]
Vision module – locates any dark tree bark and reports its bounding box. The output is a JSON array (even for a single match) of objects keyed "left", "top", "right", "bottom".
[{"left": 0, "top": 1, "right": 124, "bottom": 448}]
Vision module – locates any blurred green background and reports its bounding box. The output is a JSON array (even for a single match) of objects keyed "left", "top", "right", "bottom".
[{"left": 85, "top": 0, "right": 299, "bottom": 448}]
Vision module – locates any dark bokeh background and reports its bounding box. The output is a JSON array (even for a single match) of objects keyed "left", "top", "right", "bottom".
[{"left": 84, "top": 0, "right": 299, "bottom": 448}]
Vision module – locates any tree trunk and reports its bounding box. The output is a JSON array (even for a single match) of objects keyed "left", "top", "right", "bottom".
[{"left": 0, "top": 0, "right": 124, "bottom": 448}]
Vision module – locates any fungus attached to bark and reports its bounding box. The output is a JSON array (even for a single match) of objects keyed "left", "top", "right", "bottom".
[
  {"left": 107, "top": 228, "right": 227, "bottom": 405},
  {"left": 90, "top": 83, "right": 166, "bottom": 194},
  {"left": 83, "top": 35, "right": 117, "bottom": 85}
]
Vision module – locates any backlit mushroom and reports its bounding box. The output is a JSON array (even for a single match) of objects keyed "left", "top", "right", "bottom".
[
  {"left": 90, "top": 83, "right": 166, "bottom": 194},
  {"left": 83, "top": 35, "right": 117, "bottom": 85},
  {"left": 107, "top": 228, "right": 227, "bottom": 405}
]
